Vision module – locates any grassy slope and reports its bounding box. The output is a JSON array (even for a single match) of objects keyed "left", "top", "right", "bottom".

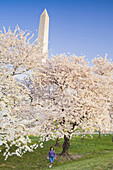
[{"left": 0, "top": 134, "right": 113, "bottom": 170}]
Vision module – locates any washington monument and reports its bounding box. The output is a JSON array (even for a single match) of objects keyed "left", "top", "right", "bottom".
[{"left": 38, "top": 9, "right": 49, "bottom": 55}]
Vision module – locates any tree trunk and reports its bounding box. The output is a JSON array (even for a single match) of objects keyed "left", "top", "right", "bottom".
[
  {"left": 112, "top": 136, "right": 113, "bottom": 142},
  {"left": 54, "top": 137, "right": 61, "bottom": 147},
  {"left": 98, "top": 130, "right": 101, "bottom": 138},
  {"left": 61, "top": 135, "right": 70, "bottom": 156}
]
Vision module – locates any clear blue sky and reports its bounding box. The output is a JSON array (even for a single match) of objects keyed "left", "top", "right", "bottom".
[{"left": 0, "top": 0, "right": 113, "bottom": 62}]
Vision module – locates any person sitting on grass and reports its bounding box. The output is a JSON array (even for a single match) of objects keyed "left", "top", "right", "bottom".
[{"left": 47, "top": 146, "right": 56, "bottom": 168}]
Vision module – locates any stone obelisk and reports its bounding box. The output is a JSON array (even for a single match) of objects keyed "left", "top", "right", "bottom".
[{"left": 38, "top": 9, "right": 49, "bottom": 56}]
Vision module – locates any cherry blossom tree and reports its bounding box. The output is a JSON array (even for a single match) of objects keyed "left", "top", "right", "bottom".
[
  {"left": 33, "top": 54, "right": 113, "bottom": 155},
  {"left": 92, "top": 56, "right": 113, "bottom": 139},
  {"left": 0, "top": 26, "right": 45, "bottom": 159}
]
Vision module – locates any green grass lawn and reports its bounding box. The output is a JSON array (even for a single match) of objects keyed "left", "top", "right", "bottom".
[{"left": 0, "top": 134, "right": 113, "bottom": 170}]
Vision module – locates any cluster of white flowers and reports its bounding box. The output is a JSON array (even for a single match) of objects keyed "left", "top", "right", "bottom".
[
  {"left": 34, "top": 54, "right": 113, "bottom": 138},
  {"left": 0, "top": 26, "right": 47, "bottom": 160}
]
